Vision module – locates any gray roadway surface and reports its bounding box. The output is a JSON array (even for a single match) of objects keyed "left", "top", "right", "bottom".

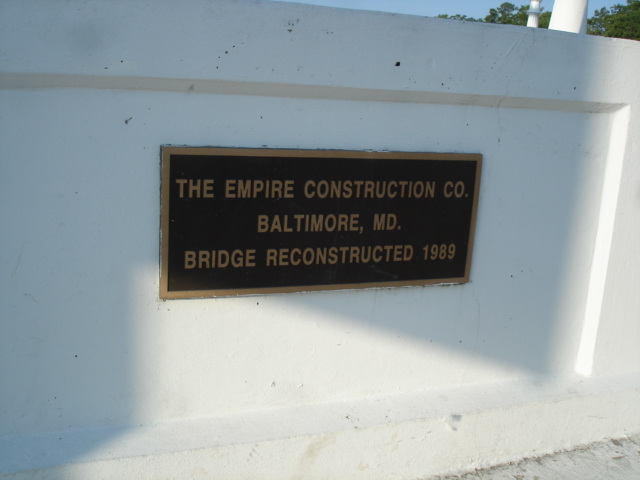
[{"left": 432, "top": 434, "right": 640, "bottom": 479}]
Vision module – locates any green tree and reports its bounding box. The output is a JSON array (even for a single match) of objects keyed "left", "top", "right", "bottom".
[
  {"left": 587, "top": 1, "right": 640, "bottom": 40},
  {"left": 604, "top": 0, "right": 640, "bottom": 40},
  {"left": 437, "top": 14, "right": 479, "bottom": 22},
  {"left": 538, "top": 11, "right": 552, "bottom": 28},
  {"left": 484, "top": 3, "right": 529, "bottom": 25},
  {"left": 587, "top": 7, "right": 609, "bottom": 35}
]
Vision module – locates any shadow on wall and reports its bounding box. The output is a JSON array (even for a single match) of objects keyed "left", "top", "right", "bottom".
[
  {"left": 0, "top": 86, "right": 146, "bottom": 473},
  {"left": 279, "top": 100, "right": 608, "bottom": 377}
]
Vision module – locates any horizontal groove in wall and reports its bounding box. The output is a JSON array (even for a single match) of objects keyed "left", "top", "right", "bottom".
[{"left": 0, "top": 72, "right": 624, "bottom": 114}]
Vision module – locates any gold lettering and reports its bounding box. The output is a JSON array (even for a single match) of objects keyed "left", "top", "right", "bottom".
[
  {"left": 176, "top": 179, "right": 188, "bottom": 198},
  {"left": 198, "top": 250, "right": 210, "bottom": 268},
  {"left": 342, "top": 180, "right": 352, "bottom": 199},
  {"left": 174, "top": 178, "right": 218, "bottom": 198},
  {"left": 443, "top": 181, "right": 465, "bottom": 199},
  {"left": 330, "top": 181, "right": 341, "bottom": 198},
  {"left": 388, "top": 181, "right": 397, "bottom": 198},
  {"left": 353, "top": 180, "right": 364, "bottom": 197},
  {"left": 349, "top": 214, "right": 359, "bottom": 232},
  {"left": 278, "top": 248, "right": 289, "bottom": 266},
  {"left": 316, "top": 248, "right": 327, "bottom": 264},
  {"left": 364, "top": 181, "right": 374, "bottom": 198},
  {"left": 324, "top": 214, "right": 336, "bottom": 232},
  {"left": 290, "top": 248, "right": 301, "bottom": 266},
  {"left": 373, "top": 214, "right": 385, "bottom": 231},
  {"left": 271, "top": 215, "right": 282, "bottom": 232},
  {"left": 404, "top": 245, "right": 413, "bottom": 261},
  {"left": 444, "top": 181, "right": 453, "bottom": 198},
  {"left": 303, "top": 248, "right": 315, "bottom": 265},
  {"left": 373, "top": 213, "right": 397, "bottom": 231},
  {"left": 183, "top": 249, "right": 257, "bottom": 268},
  {"left": 262, "top": 245, "right": 415, "bottom": 268},
  {"left": 245, "top": 249, "right": 256, "bottom": 267},
  {"left": 188, "top": 179, "right": 201, "bottom": 198},
  {"left": 310, "top": 215, "right": 323, "bottom": 232},
  {"left": 328, "top": 247, "right": 338, "bottom": 264},
  {"left": 425, "top": 181, "right": 435, "bottom": 198},
  {"left": 237, "top": 179, "right": 252, "bottom": 198},
  {"left": 316, "top": 180, "right": 329, "bottom": 199},
  {"left": 217, "top": 250, "right": 229, "bottom": 268},
  {"left": 226, "top": 179, "right": 296, "bottom": 198},
  {"left": 203, "top": 179, "right": 214, "bottom": 198},
  {"left": 252, "top": 180, "right": 264, "bottom": 197},
  {"left": 398, "top": 181, "right": 409, "bottom": 197},
  {"left": 304, "top": 180, "right": 315, "bottom": 198},
  {"left": 337, "top": 214, "right": 348, "bottom": 231},
  {"left": 282, "top": 215, "right": 293, "bottom": 233},
  {"left": 231, "top": 250, "right": 243, "bottom": 267},
  {"left": 257, "top": 215, "right": 269, "bottom": 233},
  {"left": 266, "top": 249, "right": 277, "bottom": 266},
  {"left": 184, "top": 250, "right": 196, "bottom": 268},
  {"left": 283, "top": 180, "right": 294, "bottom": 198},
  {"left": 225, "top": 179, "right": 236, "bottom": 198},
  {"left": 270, "top": 180, "right": 283, "bottom": 198}
]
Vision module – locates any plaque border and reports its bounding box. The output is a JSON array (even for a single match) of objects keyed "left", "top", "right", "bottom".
[{"left": 160, "top": 147, "right": 482, "bottom": 299}]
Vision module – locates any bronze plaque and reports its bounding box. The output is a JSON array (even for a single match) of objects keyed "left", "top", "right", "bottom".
[{"left": 160, "top": 147, "right": 481, "bottom": 298}]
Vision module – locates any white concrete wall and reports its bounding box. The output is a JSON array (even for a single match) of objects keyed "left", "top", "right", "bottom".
[{"left": 1, "top": 0, "right": 639, "bottom": 478}]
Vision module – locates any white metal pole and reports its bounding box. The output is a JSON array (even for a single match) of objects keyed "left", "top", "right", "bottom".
[
  {"left": 549, "top": 0, "right": 589, "bottom": 33},
  {"left": 527, "top": 0, "right": 542, "bottom": 28}
]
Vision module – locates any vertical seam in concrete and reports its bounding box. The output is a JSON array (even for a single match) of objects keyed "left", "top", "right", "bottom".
[{"left": 575, "top": 105, "right": 630, "bottom": 376}]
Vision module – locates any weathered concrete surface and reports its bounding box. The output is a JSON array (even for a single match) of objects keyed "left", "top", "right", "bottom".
[{"left": 435, "top": 434, "right": 640, "bottom": 479}]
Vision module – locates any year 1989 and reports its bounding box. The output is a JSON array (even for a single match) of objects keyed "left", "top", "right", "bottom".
[{"left": 423, "top": 243, "right": 456, "bottom": 260}]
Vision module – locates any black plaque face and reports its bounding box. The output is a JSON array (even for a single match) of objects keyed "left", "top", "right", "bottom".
[{"left": 160, "top": 147, "right": 481, "bottom": 298}]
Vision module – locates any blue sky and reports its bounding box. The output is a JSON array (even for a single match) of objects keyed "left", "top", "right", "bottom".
[{"left": 269, "top": 1, "right": 621, "bottom": 19}]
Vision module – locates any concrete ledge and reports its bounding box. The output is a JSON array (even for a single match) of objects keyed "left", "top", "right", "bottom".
[{"left": 3, "top": 373, "right": 639, "bottom": 479}]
